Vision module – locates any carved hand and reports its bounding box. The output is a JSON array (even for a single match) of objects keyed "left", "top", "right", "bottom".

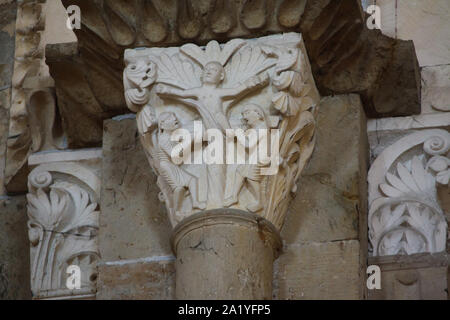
[
  {"left": 244, "top": 73, "right": 270, "bottom": 90},
  {"left": 155, "top": 84, "right": 173, "bottom": 96}
]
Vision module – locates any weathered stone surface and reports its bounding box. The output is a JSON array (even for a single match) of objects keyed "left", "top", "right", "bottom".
[
  {"left": 0, "top": 0, "right": 16, "bottom": 88},
  {"left": 300, "top": 0, "right": 421, "bottom": 118},
  {"left": 376, "top": 0, "right": 396, "bottom": 38},
  {"left": 368, "top": 253, "right": 448, "bottom": 300},
  {"left": 97, "top": 259, "right": 175, "bottom": 300},
  {"left": 0, "top": 196, "right": 31, "bottom": 300},
  {"left": 100, "top": 118, "right": 172, "bottom": 262},
  {"left": 0, "top": 89, "right": 10, "bottom": 196},
  {"left": 5, "top": 0, "right": 71, "bottom": 194},
  {"left": 397, "top": 0, "right": 450, "bottom": 67},
  {"left": 173, "top": 211, "right": 281, "bottom": 300},
  {"left": 0, "top": 0, "right": 16, "bottom": 196},
  {"left": 274, "top": 94, "right": 367, "bottom": 300},
  {"left": 281, "top": 94, "right": 367, "bottom": 244},
  {"left": 273, "top": 241, "right": 362, "bottom": 300},
  {"left": 421, "top": 65, "right": 450, "bottom": 113}
]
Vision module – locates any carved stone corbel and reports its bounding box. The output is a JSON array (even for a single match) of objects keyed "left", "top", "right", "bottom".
[
  {"left": 26, "top": 149, "right": 102, "bottom": 300},
  {"left": 368, "top": 129, "right": 449, "bottom": 257},
  {"left": 123, "top": 33, "right": 320, "bottom": 299}
]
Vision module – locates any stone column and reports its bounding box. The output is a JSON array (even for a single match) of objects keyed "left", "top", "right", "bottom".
[
  {"left": 122, "top": 33, "right": 321, "bottom": 299},
  {"left": 172, "top": 210, "right": 281, "bottom": 299}
]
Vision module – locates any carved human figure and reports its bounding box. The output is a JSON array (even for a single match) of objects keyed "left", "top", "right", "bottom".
[
  {"left": 224, "top": 104, "right": 270, "bottom": 212},
  {"left": 157, "top": 112, "right": 206, "bottom": 213},
  {"left": 155, "top": 61, "right": 269, "bottom": 132}
]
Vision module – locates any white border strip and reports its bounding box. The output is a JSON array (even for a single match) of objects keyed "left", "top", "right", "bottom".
[{"left": 100, "top": 255, "right": 176, "bottom": 266}]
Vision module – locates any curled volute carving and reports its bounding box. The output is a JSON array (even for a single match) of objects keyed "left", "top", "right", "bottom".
[
  {"left": 368, "top": 130, "right": 450, "bottom": 257},
  {"left": 26, "top": 164, "right": 100, "bottom": 299},
  {"left": 124, "top": 33, "right": 320, "bottom": 229}
]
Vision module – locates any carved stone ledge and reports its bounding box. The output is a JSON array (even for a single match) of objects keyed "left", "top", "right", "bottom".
[
  {"left": 368, "top": 129, "right": 449, "bottom": 257},
  {"left": 26, "top": 149, "right": 102, "bottom": 300}
]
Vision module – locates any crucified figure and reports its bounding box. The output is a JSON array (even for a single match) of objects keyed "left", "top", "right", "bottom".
[{"left": 155, "top": 61, "right": 269, "bottom": 132}]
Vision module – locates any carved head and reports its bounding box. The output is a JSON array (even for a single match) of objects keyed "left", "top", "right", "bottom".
[
  {"left": 158, "top": 112, "right": 180, "bottom": 132},
  {"left": 242, "top": 104, "right": 265, "bottom": 128},
  {"left": 201, "top": 61, "right": 225, "bottom": 85}
]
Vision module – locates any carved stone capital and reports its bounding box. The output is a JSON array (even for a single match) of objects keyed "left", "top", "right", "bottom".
[
  {"left": 368, "top": 129, "right": 449, "bottom": 257},
  {"left": 26, "top": 149, "right": 102, "bottom": 300},
  {"left": 123, "top": 33, "right": 320, "bottom": 230}
]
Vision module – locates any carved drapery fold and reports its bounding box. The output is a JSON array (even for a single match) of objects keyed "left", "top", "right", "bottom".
[
  {"left": 123, "top": 33, "right": 320, "bottom": 230},
  {"left": 368, "top": 130, "right": 449, "bottom": 257}
]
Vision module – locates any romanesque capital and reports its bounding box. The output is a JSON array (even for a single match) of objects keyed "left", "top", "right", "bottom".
[
  {"left": 123, "top": 33, "right": 320, "bottom": 229},
  {"left": 26, "top": 149, "right": 102, "bottom": 300},
  {"left": 368, "top": 129, "right": 450, "bottom": 257}
]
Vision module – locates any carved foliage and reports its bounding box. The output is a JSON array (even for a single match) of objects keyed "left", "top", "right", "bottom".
[
  {"left": 27, "top": 165, "right": 99, "bottom": 299},
  {"left": 369, "top": 130, "right": 450, "bottom": 257},
  {"left": 123, "top": 33, "right": 319, "bottom": 230}
]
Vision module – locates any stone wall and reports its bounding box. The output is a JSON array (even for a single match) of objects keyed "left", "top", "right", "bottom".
[
  {"left": 273, "top": 94, "right": 368, "bottom": 300},
  {"left": 97, "top": 117, "right": 175, "bottom": 299},
  {"left": 0, "top": 0, "right": 31, "bottom": 300}
]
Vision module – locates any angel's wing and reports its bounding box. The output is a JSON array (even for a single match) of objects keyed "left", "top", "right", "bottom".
[
  {"left": 224, "top": 45, "right": 277, "bottom": 88},
  {"left": 150, "top": 53, "right": 201, "bottom": 89}
]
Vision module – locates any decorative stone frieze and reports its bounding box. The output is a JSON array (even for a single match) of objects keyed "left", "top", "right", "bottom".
[
  {"left": 368, "top": 129, "right": 449, "bottom": 257},
  {"left": 26, "top": 149, "right": 101, "bottom": 300},
  {"left": 123, "top": 33, "right": 319, "bottom": 230}
]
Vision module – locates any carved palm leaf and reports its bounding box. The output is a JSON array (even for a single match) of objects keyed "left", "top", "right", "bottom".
[
  {"left": 379, "top": 157, "right": 438, "bottom": 209},
  {"left": 151, "top": 53, "right": 201, "bottom": 90},
  {"left": 27, "top": 188, "right": 68, "bottom": 230},
  {"left": 50, "top": 182, "right": 99, "bottom": 234},
  {"left": 224, "top": 45, "right": 276, "bottom": 88}
]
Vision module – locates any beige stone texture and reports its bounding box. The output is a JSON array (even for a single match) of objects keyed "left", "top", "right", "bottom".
[
  {"left": 376, "top": 0, "right": 397, "bottom": 38},
  {"left": 368, "top": 253, "right": 448, "bottom": 300},
  {"left": 173, "top": 210, "right": 281, "bottom": 300},
  {"left": 274, "top": 241, "right": 362, "bottom": 300},
  {"left": 281, "top": 94, "right": 368, "bottom": 244},
  {"left": 42, "top": 0, "right": 76, "bottom": 45},
  {"left": 0, "top": 196, "right": 31, "bottom": 300},
  {"left": 397, "top": 0, "right": 450, "bottom": 67},
  {"left": 97, "top": 259, "right": 175, "bottom": 300},
  {"left": 274, "top": 94, "right": 368, "bottom": 300},
  {"left": 421, "top": 65, "right": 450, "bottom": 113},
  {"left": 100, "top": 117, "right": 172, "bottom": 262}
]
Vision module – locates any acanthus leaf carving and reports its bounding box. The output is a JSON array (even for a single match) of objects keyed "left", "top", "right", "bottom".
[
  {"left": 368, "top": 130, "right": 450, "bottom": 257},
  {"left": 26, "top": 160, "right": 100, "bottom": 299}
]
